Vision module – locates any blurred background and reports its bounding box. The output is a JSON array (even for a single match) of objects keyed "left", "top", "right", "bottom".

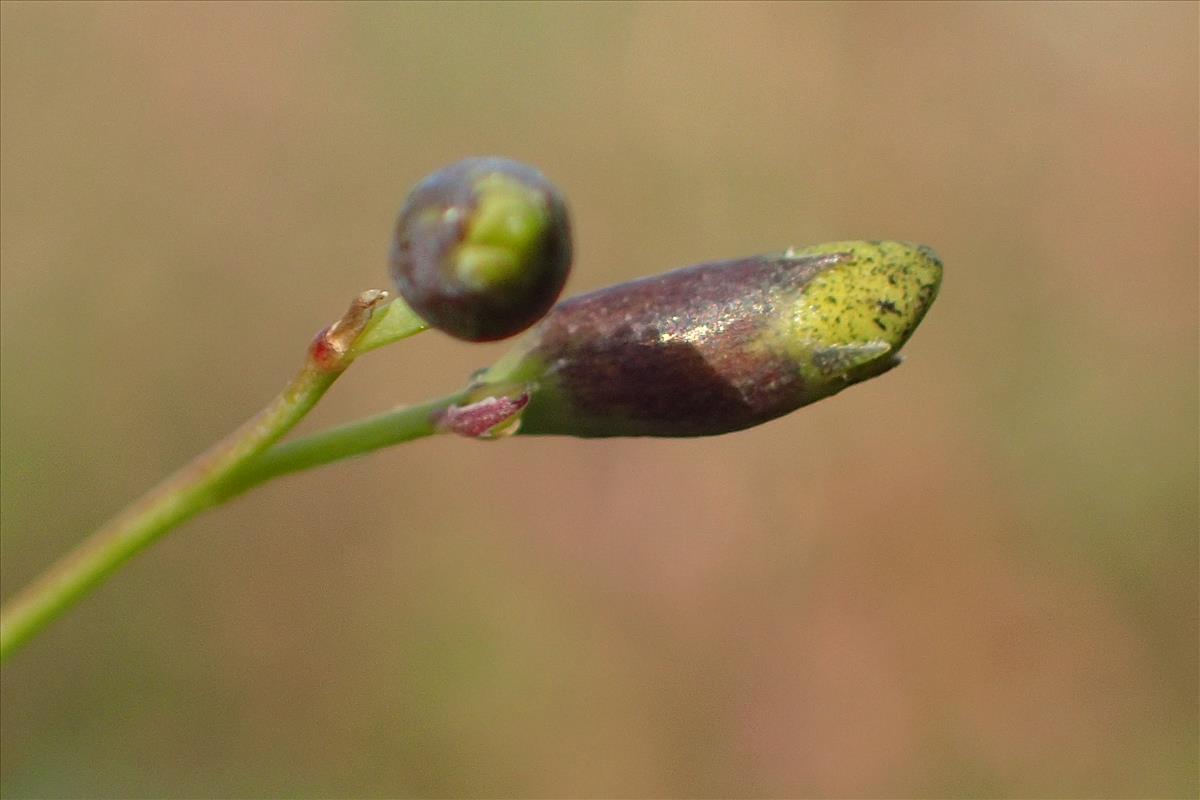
[{"left": 1, "top": 2, "right": 1196, "bottom": 797}]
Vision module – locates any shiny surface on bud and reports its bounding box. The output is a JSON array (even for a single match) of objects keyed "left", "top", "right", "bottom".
[
  {"left": 389, "top": 157, "right": 572, "bottom": 341},
  {"left": 476, "top": 241, "right": 942, "bottom": 437}
]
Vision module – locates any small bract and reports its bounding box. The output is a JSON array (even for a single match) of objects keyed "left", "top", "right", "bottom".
[{"left": 389, "top": 157, "right": 572, "bottom": 341}]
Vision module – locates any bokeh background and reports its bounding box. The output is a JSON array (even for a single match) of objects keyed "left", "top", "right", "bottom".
[{"left": 2, "top": 2, "right": 1196, "bottom": 797}]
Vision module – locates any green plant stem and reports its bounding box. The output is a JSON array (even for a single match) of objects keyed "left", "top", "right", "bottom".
[
  {"left": 0, "top": 364, "right": 339, "bottom": 661},
  {"left": 214, "top": 391, "right": 466, "bottom": 502},
  {"left": 0, "top": 293, "right": 430, "bottom": 662}
]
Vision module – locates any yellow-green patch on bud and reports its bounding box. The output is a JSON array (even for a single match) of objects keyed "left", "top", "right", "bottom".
[{"left": 767, "top": 240, "right": 942, "bottom": 394}]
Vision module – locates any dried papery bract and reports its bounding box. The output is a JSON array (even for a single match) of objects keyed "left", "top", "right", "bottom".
[
  {"left": 465, "top": 241, "right": 943, "bottom": 438},
  {"left": 389, "top": 157, "right": 573, "bottom": 342}
]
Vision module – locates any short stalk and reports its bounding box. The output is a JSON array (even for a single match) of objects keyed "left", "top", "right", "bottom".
[{"left": 213, "top": 391, "right": 467, "bottom": 502}]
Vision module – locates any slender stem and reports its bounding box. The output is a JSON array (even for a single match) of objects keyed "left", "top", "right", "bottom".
[
  {"left": 0, "top": 364, "right": 339, "bottom": 661},
  {"left": 0, "top": 292, "right": 430, "bottom": 662},
  {"left": 213, "top": 392, "right": 465, "bottom": 502}
]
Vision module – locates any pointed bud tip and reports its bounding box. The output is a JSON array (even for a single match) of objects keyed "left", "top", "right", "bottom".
[{"left": 780, "top": 240, "right": 942, "bottom": 378}]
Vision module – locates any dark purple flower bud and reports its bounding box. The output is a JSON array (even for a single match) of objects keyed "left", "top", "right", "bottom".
[
  {"left": 462, "top": 241, "right": 942, "bottom": 438},
  {"left": 389, "top": 157, "right": 572, "bottom": 342}
]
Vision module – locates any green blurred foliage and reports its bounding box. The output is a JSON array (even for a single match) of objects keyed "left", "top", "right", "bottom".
[{"left": 1, "top": 2, "right": 1196, "bottom": 797}]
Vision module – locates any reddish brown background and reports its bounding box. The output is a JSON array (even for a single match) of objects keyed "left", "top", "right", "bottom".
[{"left": 2, "top": 2, "right": 1196, "bottom": 797}]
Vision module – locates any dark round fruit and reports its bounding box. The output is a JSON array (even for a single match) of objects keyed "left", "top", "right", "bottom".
[{"left": 388, "top": 157, "right": 573, "bottom": 342}]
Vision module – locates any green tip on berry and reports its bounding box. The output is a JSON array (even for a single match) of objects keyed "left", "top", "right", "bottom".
[
  {"left": 453, "top": 173, "right": 553, "bottom": 291},
  {"left": 389, "top": 157, "right": 572, "bottom": 342}
]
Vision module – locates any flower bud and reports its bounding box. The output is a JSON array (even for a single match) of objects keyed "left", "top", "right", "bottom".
[
  {"left": 470, "top": 241, "right": 942, "bottom": 437},
  {"left": 389, "top": 157, "right": 572, "bottom": 341}
]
